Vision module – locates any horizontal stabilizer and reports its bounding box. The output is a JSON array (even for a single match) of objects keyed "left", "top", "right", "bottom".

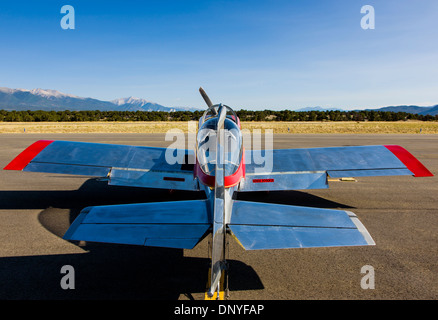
[
  {"left": 64, "top": 200, "right": 211, "bottom": 249},
  {"left": 228, "top": 200, "right": 374, "bottom": 250}
]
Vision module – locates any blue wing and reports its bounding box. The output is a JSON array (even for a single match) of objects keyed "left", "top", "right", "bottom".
[
  {"left": 241, "top": 145, "right": 432, "bottom": 191},
  {"left": 4, "top": 140, "right": 198, "bottom": 191}
]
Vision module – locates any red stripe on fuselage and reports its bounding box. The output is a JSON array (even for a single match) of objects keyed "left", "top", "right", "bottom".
[
  {"left": 384, "top": 145, "right": 433, "bottom": 177},
  {"left": 3, "top": 140, "right": 54, "bottom": 171}
]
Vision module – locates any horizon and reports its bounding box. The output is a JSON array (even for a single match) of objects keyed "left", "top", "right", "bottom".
[
  {"left": 1, "top": 85, "right": 437, "bottom": 112},
  {"left": 1, "top": 1, "right": 437, "bottom": 110}
]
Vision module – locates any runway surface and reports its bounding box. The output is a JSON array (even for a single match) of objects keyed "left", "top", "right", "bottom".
[{"left": 0, "top": 133, "right": 437, "bottom": 300}]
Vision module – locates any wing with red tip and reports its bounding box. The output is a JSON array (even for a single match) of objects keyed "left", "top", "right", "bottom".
[
  {"left": 241, "top": 145, "right": 433, "bottom": 191},
  {"left": 4, "top": 140, "right": 198, "bottom": 191},
  {"left": 384, "top": 145, "right": 433, "bottom": 177}
]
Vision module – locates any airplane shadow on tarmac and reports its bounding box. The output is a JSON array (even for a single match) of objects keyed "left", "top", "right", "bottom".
[{"left": 0, "top": 178, "right": 352, "bottom": 300}]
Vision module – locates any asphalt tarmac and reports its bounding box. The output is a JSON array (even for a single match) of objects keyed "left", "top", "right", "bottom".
[{"left": 0, "top": 133, "right": 437, "bottom": 300}]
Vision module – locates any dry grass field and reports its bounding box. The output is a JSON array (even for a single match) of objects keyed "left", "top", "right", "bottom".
[{"left": 1, "top": 120, "right": 438, "bottom": 134}]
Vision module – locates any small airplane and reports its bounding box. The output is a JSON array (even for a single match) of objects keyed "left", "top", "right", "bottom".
[{"left": 4, "top": 88, "right": 434, "bottom": 299}]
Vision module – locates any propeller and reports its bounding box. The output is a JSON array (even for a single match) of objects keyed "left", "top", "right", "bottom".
[{"left": 199, "top": 87, "right": 217, "bottom": 115}]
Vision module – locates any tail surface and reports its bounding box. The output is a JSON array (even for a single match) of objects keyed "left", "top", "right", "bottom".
[
  {"left": 63, "top": 200, "right": 211, "bottom": 249},
  {"left": 228, "top": 200, "right": 375, "bottom": 250}
]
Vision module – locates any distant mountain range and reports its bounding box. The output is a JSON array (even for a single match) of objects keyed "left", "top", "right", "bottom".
[
  {"left": 0, "top": 87, "right": 199, "bottom": 112},
  {"left": 295, "top": 105, "right": 438, "bottom": 116},
  {"left": 0, "top": 87, "right": 437, "bottom": 115},
  {"left": 366, "top": 105, "right": 438, "bottom": 116}
]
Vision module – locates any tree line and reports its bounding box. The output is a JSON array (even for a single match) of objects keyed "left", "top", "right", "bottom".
[{"left": 0, "top": 109, "right": 436, "bottom": 122}]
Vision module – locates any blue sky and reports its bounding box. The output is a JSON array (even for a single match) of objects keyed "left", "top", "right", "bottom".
[{"left": 1, "top": 0, "right": 437, "bottom": 110}]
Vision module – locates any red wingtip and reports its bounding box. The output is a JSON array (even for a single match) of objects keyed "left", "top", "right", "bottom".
[
  {"left": 3, "top": 140, "right": 54, "bottom": 171},
  {"left": 384, "top": 145, "right": 434, "bottom": 177}
]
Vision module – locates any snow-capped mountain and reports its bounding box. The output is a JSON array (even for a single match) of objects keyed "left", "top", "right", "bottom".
[
  {"left": 110, "top": 96, "right": 173, "bottom": 111},
  {"left": 29, "top": 88, "right": 80, "bottom": 99},
  {"left": 111, "top": 97, "right": 154, "bottom": 106},
  {"left": 0, "top": 87, "right": 184, "bottom": 112},
  {"left": 0, "top": 87, "right": 80, "bottom": 99}
]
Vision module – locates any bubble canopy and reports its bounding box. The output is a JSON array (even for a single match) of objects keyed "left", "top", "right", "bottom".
[{"left": 196, "top": 114, "right": 243, "bottom": 177}]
